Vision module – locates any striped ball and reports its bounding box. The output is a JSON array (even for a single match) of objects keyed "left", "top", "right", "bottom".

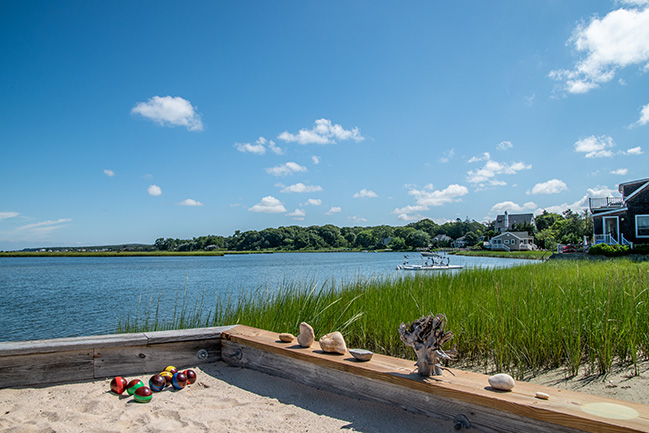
[
  {"left": 134, "top": 386, "right": 153, "bottom": 403},
  {"left": 171, "top": 372, "right": 187, "bottom": 390}
]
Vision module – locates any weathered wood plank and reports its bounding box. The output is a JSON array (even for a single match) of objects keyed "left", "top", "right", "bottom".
[
  {"left": 0, "top": 350, "right": 94, "bottom": 388},
  {"left": 94, "top": 339, "right": 221, "bottom": 378},
  {"left": 0, "top": 333, "right": 148, "bottom": 357},
  {"left": 143, "top": 325, "right": 234, "bottom": 344},
  {"left": 222, "top": 325, "right": 649, "bottom": 433}
]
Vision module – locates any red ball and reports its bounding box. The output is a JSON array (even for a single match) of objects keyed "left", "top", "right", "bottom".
[
  {"left": 184, "top": 369, "right": 197, "bottom": 384},
  {"left": 149, "top": 374, "right": 166, "bottom": 392},
  {"left": 110, "top": 376, "right": 128, "bottom": 394},
  {"left": 134, "top": 386, "right": 153, "bottom": 403}
]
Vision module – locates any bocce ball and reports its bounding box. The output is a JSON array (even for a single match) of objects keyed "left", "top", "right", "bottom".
[
  {"left": 159, "top": 371, "right": 173, "bottom": 386},
  {"left": 110, "top": 376, "right": 128, "bottom": 394},
  {"left": 134, "top": 386, "right": 153, "bottom": 403},
  {"left": 149, "top": 374, "right": 166, "bottom": 392},
  {"left": 171, "top": 372, "right": 187, "bottom": 390},
  {"left": 126, "top": 379, "right": 144, "bottom": 396},
  {"left": 184, "top": 369, "right": 197, "bottom": 384},
  {"left": 164, "top": 365, "right": 178, "bottom": 375}
]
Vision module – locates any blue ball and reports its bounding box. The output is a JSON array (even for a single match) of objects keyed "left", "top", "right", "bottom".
[{"left": 172, "top": 372, "right": 187, "bottom": 390}]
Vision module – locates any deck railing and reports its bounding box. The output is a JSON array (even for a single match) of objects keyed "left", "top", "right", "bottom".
[{"left": 589, "top": 197, "right": 624, "bottom": 212}]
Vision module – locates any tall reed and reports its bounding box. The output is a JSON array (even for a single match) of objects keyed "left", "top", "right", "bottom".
[{"left": 119, "top": 260, "right": 649, "bottom": 378}]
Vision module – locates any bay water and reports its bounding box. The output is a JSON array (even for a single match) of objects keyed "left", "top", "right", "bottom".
[{"left": 0, "top": 252, "right": 532, "bottom": 342}]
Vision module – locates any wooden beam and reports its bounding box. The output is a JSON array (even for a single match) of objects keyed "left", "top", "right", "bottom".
[{"left": 222, "top": 325, "right": 649, "bottom": 433}]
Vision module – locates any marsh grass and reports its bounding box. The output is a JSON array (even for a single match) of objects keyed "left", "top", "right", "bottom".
[{"left": 119, "top": 260, "right": 649, "bottom": 378}]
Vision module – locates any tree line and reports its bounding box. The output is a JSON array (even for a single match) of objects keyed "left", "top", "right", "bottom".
[{"left": 153, "top": 209, "right": 592, "bottom": 252}]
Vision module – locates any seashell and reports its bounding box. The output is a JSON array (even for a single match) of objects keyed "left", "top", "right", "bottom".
[
  {"left": 535, "top": 391, "right": 550, "bottom": 400},
  {"left": 297, "top": 322, "right": 315, "bottom": 348},
  {"left": 488, "top": 373, "right": 515, "bottom": 391},
  {"left": 318, "top": 331, "right": 347, "bottom": 355},
  {"left": 349, "top": 348, "right": 373, "bottom": 362},
  {"left": 279, "top": 333, "right": 295, "bottom": 343}
]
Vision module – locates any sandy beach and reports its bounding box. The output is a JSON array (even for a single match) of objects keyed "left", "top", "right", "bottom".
[{"left": 1, "top": 360, "right": 647, "bottom": 433}]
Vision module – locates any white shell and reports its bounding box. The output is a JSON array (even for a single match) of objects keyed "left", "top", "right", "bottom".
[
  {"left": 318, "top": 331, "right": 347, "bottom": 355},
  {"left": 297, "top": 322, "right": 314, "bottom": 347},
  {"left": 488, "top": 373, "right": 515, "bottom": 391},
  {"left": 349, "top": 348, "right": 373, "bottom": 361},
  {"left": 535, "top": 391, "right": 550, "bottom": 400}
]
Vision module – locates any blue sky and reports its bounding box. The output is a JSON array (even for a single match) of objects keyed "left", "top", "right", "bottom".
[{"left": 1, "top": 1, "right": 649, "bottom": 250}]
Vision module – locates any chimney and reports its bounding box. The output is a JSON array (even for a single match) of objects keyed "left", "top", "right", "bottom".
[{"left": 504, "top": 211, "right": 509, "bottom": 230}]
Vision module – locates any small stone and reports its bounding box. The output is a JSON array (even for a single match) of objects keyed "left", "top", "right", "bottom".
[
  {"left": 349, "top": 348, "right": 373, "bottom": 362},
  {"left": 535, "top": 392, "right": 550, "bottom": 400},
  {"left": 279, "top": 333, "right": 294, "bottom": 343},
  {"left": 297, "top": 322, "right": 314, "bottom": 348},
  {"left": 488, "top": 374, "right": 515, "bottom": 391},
  {"left": 318, "top": 331, "right": 347, "bottom": 355}
]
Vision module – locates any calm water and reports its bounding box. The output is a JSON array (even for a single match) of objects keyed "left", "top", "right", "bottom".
[{"left": 0, "top": 252, "right": 532, "bottom": 342}]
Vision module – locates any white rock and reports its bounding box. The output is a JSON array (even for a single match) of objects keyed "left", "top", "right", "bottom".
[
  {"left": 535, "top": 391, "right": 550, "bottom": 400},
  {"left": 279, "top": 333, "right": 294, "bottom": 343},
  {"left": 297, "top": 322, "right": 314, "bottom": 347},
  {"left": 318, "top": 331, "right": 347, "bottom": 355},
  {"left": 488, "top": 373, "right": 515, "bottom": 391},
  {"left": 349, "top": 348, "right": 373, "bottom": 362}
]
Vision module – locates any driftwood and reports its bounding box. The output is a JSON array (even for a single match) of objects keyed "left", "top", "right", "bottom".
[{"left": 398, "top": 313, "right": 457, "bottom": 376}]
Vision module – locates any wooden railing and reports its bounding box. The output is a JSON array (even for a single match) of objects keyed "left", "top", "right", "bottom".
[{"left": 589, "top": 197, "right": 624, "bottom": 212}]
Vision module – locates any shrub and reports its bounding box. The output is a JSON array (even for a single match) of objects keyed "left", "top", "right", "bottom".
[
  {"left": 588, "top": 243, "right": 630, "bottom": 257},
  {"left": 631, "top": 244, "right": 649, "bottom": 255}
]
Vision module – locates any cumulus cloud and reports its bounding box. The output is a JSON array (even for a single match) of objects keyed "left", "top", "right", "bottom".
[
  {"left": 147, "top": 185, "right": 162, "bottom": 196},
  {"left": 497, "top": 141, "right": 513, "bottom": 151},
  {"left": 234, "top": 142, "right": 266, "bottom": 155},
  {"left": 353, "top": 189, "right": 378, "bottom": 198},
  {"left": 611, "top": 168, "right": 629, "bottom": 175},
  {"left": 348, "top": 216, "right": 367, "bottom": 223},
  {"left": 528, "top": 179, "right": 568, "bottom": 195},
  {"left": 325, "top": 206, "right": 341, "bottom": 215},
  {"left": 0, "top": 212, "right": 19, "bottom": 221},
  {"left": 574, "top": 135, "right": 616, "bottom": 158},
  {"left": 549, "top": 5, "right": 649, "bottom": 94},
  {"left": 266, "top": 162, "right": 307, "bottom": 176},
  {"left": 626, "top": 146, "right": 644, "bottom": 154},
  {"left": 408, "top": 184, "right": 469, "bottom": 207},
  {"left": 278, "top": 119, "right": 364, "bottom": 145},
  {"left": 131, "top": 96, "right": 203, "bottom": 131},
  {"left": 439, "top": 148, "right": 455, "bottom": 163},
  {"left": 280, "top": 183, "right": 323, "bottom": 193},
  {"left": 630, "top": 103, "right": 649, "bottom": 127},
  {"left": 103, "top": 169, "right": 115, "bottom": 177},
  {"left": 287, "top": 209, "right": 306, "bottom": 220},
  {"left": 466, "top": 153, "right": 531, "bottom": 187},
  {"left": 302, "top": 199, "right": 322, "bottom": 206},
  {"left": 490, "top": 201, "right": 538, "bottom": 214},
  {"left": 312, "top": 156, "right": 320, "bottom": 165},
  {"left": 179, "top": 199, "right": 204, "bottom": 206},
  {"left": 249, "top": 196, "right": 287, "bottom": 213},
  {"left": 392, "top": 204, "right": 429, "bottom": 222}
]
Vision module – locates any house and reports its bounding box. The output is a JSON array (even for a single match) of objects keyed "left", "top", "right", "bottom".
[
  {"left": 494, "top": 211, "right": 535, "bottom": 233},
  {"left": 589, "top": 177, "right": 649, "bottom": 248},
  {"left": 489, "top": 231, "right": 535, "bottom": 251},
  {"left": 431, "top": 234, "right": 453, "bottom": 245},
  {"left": 452, "top": 236, "right": 467, "bottom": 248}
]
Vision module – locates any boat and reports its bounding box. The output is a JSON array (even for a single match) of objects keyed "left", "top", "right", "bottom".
[{"left": 396, "top": 254, "right": 463, "bottom": 271}]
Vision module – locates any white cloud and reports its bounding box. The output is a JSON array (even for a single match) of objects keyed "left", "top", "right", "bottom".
[
  {"left": 408, "top": 184, "right": 469, "bottom": 207},
  {"left": 103, "top": 169, "right": 115, "bottom": 177},
  {"left": 0, "top": 212, "right": 19, "bottom": 221},
  {"left": 179, "top": 199, "right": 204, "bottom": 206},
  {"left": 574, "top": 135, "right": 616, "bottom": 158},
  {"left": 490, "top": 201, "right": 538, "bottom": 214},
  {"left": 466, "top": 153, "right": 532, "bottom": 187},
  {"left": 249, "top": 196, "right": 287, "bottom": 213},
  {"left": 631, "top": 103, "right": 649, "bottom": 127},
  {"left": 549, "top": 6, "right": 649, "bottom": 94},
  {"left": 147, "top": 185, "right": 162, "bottom": 196},
  {"left": 303, "top": 199, "right": 322, "bottom": 206},
  {"left": 528, "top": 179, "right": 568, "bottom": 195},
  {"left": 392, "top": 204, "right": 428, "bottom": 222},
  {"left": 626, "top": 146, "right": 644, "bottom": 154},
  {"left": 278, "top": 118, "right": 364, "bottom": 145},
  {"left": 497, "top": 141, "right": 513, "bottom": 151},
  {"left": 287, "top": 209, "right": 306, "bottom": 220},
  {"left": 312, "top": 156, "right": 320, "bottom": 165},
  {"left": 131, "top": 96, "right": 203, "bottom": 131},
  {"left": 258, "top": 137, "right": 284, "bottom": 155},
  {"left": 348, "top": 216, "right": 367, "bottom": 223},
  {"left": 325, "top": 206, "right": 341, "bottom": 215},
  {"left": 14, "top": 218, "right": 72, "bottom": 236},
  {"left": 266, "top": 162, "right": 307, "bottom": 177},
  {"left": 235, "top": 142, "right": 266, "bottom": 155},
  {"left": 353, "top": 189, "right": 378, "bottom": 198},
  {"left": 439, "top": 148, "right": 455, "bottom": 163},
  {"left": 281, "top": 183, "right": 323, "bottom": 193},
  {"left": 611, "top": 168, "right": 629, "bottom": 175}
]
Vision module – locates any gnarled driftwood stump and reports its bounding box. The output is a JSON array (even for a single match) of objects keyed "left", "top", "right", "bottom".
[{"left": 398, "top": 313, "right": 457, "bottom": 377}]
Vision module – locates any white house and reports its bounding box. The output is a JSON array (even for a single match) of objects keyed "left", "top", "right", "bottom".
[{"left": 489, "top": 231, "right": 535, "bottom": 251}]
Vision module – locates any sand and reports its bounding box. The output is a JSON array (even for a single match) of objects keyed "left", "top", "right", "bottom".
[{"left": 1, "top": 361, "right": 647, "bottom": 433}]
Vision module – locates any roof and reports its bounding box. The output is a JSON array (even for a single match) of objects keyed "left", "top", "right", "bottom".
[
  {"left": 618, "top": 177, "right": 649, "bottom": 194},
  {"left": 623, "top": 179, "right": 649, "bottom": 203},
  {"left": 492, "top": 231, "right": 534, "bottom": 240}
]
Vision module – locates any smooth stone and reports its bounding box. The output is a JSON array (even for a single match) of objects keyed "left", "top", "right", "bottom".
[
  {"left": 297, "top": 322, "right": 314, "bottom": 347},
  {"left": 349, "top": 348, "right": 373, "bottom": 362},
  {"left": 535, "top": 391, "right": 550, "bottom": 400},
  {"left": 279, "top": 333, "right": 294, "bottom": 343},
  {"left": 318, "top": 331, "right": 347, "bottom": 355},
  {"left": 488, "top": 373, "right": 515, "bottom": 391}
]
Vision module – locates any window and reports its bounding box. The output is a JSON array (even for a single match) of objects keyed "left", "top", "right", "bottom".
[
  {"left": 504, "top": 240, "right": 509, "bottom": 244},
  {"left": 511, "top": 239, "right": 517, "bottom": 244},
  {"left": 637, "top": 215, "right": 649, "bottom": 237}
]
